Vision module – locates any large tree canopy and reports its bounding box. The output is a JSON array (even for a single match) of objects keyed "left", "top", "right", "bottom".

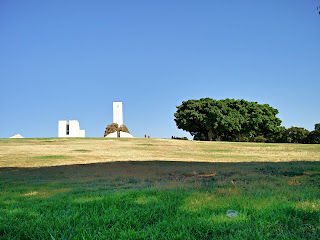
[{"left": 174, "top": 98, "right": 282, "bottom": 141}]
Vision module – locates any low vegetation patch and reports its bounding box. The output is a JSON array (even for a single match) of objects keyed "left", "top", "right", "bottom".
[
  {"left": 32, "top": 155, "right": 72, "bottom": 160},
  {"left": 72, "top": 149, "right": 91, "bottom": 152},
  {"left": 207, "top": 149, "right": 231, "bottom": 152}
]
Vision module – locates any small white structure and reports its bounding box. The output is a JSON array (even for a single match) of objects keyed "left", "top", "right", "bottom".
[
  {"left": 105, "top": 131, "right": 133, "bottom": 138},
  {"left": 58, "top": 120, "right": 85, "bottom": 137},
  {"left": 10, "top": 134, "right": 24, "bottom": 138},
  {"left": 113, "top": 102, "right": 123, "bottom": 127}
]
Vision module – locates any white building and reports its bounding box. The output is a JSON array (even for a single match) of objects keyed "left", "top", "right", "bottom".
[
  {"left": 10, "top": 134, "right": 24, "bottom": 138},
  {"left": 58, "top": 120, "right": 85, "bottom": 137},
  {"left": 113, "top": 102, "right": 123, "bottom": 127},
  {"left": 105, "top": 102, "right": 133, "bottom": 138}
]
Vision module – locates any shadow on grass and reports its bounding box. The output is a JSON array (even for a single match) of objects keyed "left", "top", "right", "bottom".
[
  {"left": 1, "top": 161, "right": 320, "bottom": 239},
  {"left": 1, "top": 160, "right": 320, "bottom": 183},
  {"left": 1, "top": 161, "right": 320, "bottom": 204}
]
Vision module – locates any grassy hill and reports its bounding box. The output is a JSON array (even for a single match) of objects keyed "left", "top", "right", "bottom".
[
  {"left": 0, "top": 138, "right": 319, "bottom": 239},
  {"left": 0, "top": 138, "right": 319, "bottom": 167}
]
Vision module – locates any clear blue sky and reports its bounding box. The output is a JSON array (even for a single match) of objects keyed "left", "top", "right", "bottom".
[{"left": 1, "top": 1, "right": 319, "bottom": 138}]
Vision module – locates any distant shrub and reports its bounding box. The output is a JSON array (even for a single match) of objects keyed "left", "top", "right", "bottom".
[
  {"left": 119, "top": 125, "right": 130, "bottom": 134},
  {"left": 241, "top": 137, "right": 250, "bottom": 142},
  {"left": 215, "top": 136, "right": 222, "bottom": 141},
  {"left": 104, "top": 123, "right": 130, "bottom": 137},
  {"left": 104, "top": 123, "right": 118, "bottom": 137},
  {"left": 172, "top": 136, "right": 188, "bottom": 140},
  {"left": 286, "top": 137, "right": 292, "bottom": 143},
  {"left": 254, "top": 136, "right": 267, "bottom": 143},
  {"left": 193, "top": 133, "right": 207, "bottom": 141}
]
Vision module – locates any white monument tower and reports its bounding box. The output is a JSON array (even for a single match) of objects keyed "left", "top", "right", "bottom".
[
  {"left": 113, "top": 102, "right": 123, "bottom": 126},
  {"left": 105, "top": 102, "right": 133, "bottom": 138}
]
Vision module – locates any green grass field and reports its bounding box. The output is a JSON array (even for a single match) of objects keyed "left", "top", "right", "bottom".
[{"left": 0, "top": 138, "right": 319, "bottom": 239}]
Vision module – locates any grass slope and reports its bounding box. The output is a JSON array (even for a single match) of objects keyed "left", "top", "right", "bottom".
[
  {"left": 0, "top": 138, "right": 319, "bottom": 239},
  {"left": 0, "top": 138, "right": 319, "bottom": 167}
]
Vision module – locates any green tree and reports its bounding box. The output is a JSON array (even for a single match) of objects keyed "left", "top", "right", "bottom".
[
  {"left": 174, "top": 98, "right": 282, "bottom": 141},
  {"left": 173, "top": 98, "right": 221, "bottom": 141},
  {"left": 223, "top": 99, "right": 281, "bottom": 141},
  {"left": 306, "top": 130, "right": 320, "bottom": 144},
  {"left": 285, "top": 127, "right": 310, "bottom": 143},
  {"left": 269, "top": 126, "right": 288, "bottom": 143}
]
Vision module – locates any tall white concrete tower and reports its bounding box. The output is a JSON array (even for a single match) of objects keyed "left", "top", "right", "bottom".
[{"left": 113, "top": 102, "right": 123, "bottom": 126}]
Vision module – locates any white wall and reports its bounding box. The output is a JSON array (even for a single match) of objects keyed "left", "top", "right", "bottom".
[
  {"left": 58, "top": 120, "right": 85, "bottom": 137},
  {"left": 58, "top": 120, "right": 67, "bottom": 137},
  {"left": 69, "top": 120, "right": 80, "bottom": 137},
  {"left": 80, "top": 130, "right": 85, "bottom": 137},
  {"left": 113, "top": 102, "right": 123, "bottom": 126}
]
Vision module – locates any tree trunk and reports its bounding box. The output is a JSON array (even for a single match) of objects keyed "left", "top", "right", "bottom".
[{"left": 208, "top": 129, "right": 213, "bottom": 141}]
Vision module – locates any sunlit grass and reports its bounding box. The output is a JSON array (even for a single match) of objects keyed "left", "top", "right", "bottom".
[
  {"left": 32, "top": 155, "right": 72, "bottom": 160},
  {"left": 1, "top": 138, "right": 319, "bottom": 168}
]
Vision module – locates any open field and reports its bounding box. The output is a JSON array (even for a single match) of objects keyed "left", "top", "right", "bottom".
[
  {"left": 0, "top": 138, "right": 320, "bottom": 239},
  {"left": 0, "top": 138, "right": 320, "bottom": 168}
]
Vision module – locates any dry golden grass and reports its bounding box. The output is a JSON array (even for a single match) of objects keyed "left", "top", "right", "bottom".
[{"left": 0, "top": 138, "right": 319, "bottom": 168}]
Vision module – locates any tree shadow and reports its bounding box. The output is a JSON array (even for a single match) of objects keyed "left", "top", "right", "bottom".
[
  {"left": 1, "top": 160, "right": 319, "bottom": 185},
  {"left": 1, "top": 161, "right": 320, "bottom": 239}
]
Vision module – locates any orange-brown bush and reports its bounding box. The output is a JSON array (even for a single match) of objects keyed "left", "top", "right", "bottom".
[{"left": 104, "top": 123, "right": 130, "bottom": 137}]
